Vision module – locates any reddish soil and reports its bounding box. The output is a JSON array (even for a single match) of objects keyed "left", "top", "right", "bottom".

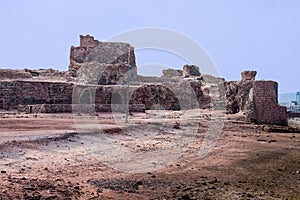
[{"left": 0, "top": 112, "right": 299, "bottom": 200}]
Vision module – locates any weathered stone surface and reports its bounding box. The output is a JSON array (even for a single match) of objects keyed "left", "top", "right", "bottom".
[
  {"left": 253, "top": 81, "right": 287, "bottom": 125},
  {"left": 225, "top": 81, "right": 254, "bottom": 114},
  {"left": 241, "top": 70, "right": 257, "bottom": 81},
  {"left": 183, "top": 65, "right": 201, "bottom": 77},
  {"left": 224, "top": 78, "right": 286, "bottom": 125},
  {"left": 80, "top": 35, "right": 100, "bottom": 47},
  {"left": 129, "top": 84, "right": 180, "bottom": 110},
  {"left": 162, "top": 68, "right": 183, "bottom": 78},
  {"left": 75, "top": 62, "right": 134, "bottom": 85},
  {"left": 0, "top": 71, "right": 287, "bottom": 125},
  {"left": 0, "top": 35, "right": 288, "bottom": 125},
  {"left": 0, "top": 80, "right": 73, "bottom": 110},
  {"left": 189, "top": 81, "right": 212, "bottom": 109},
  {"left": 0, "top": 68, "right": 69, "bottom": 81},
  {"left": 0, "top": 69, "right": 32, "bottom": 79},
  {"left": 69, "top": 35, "right": 137, "bottom": 82},
  {"left": 224, "top": 81, "right": 240, "bottom": 114}
]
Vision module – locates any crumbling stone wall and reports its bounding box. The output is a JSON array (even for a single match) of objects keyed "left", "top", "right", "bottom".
[
  {"left": 253, "top": 81, "right": 287, "bottom": 125},
  {"left": 225, "top": 81, "right": 254, "bottom": 114},
  {"left": 225, "top": 70, "right": 257, "bottom": 117},
  {"left": 0, "top": 80, "right": 136, "bottom": 111},
  {"left": 76, "top": 62, "right": 134, "bottom": 85},
  {"left": 0, "top": 78, "right": 214, "bottom": 113},
  {"left": 225, "top": 71, "right": 287, "bottom": 125},
  {"left": 241, "top": 70, "right": 257, "bottom": 81},
  {"left": 69, "top": 35, "right": 137, "bottom": 84},
  {"left": 162, "top": 65, "right": 201, "bottom": 78},
  {"left": 225, "top": 80, "right": 256, "bottom": 122},
  {"left": 0, "top": 72, "right": 287, "bottom": 125},
  {"left": 0, "top": 68, "right": 69, "bottom": 81},
  {"left": 224, "top": 81, "right": 240, "bottom": 114},
  {"left": 0, "top": 80, "right": 73, "bottom": 110},
  {"left": 74, "top": 81, "right": 213, "bottom": 111},
  {"left": 0, "top": 34, "right": 288, "bottom": 126},
  {"left": 80, "top": 35, "right": 100, "bottom": 47},
  {"left": 129, "top": 84, "right": 181, "bottom": 110},
  {"left": 183, "top": 65, "right": 201, "bottom": 77},
  {"left": 162, "top": 69, "right": 183, "bottom": 78},
  {"left": 0, "top": 69, "right": 32, "bottom": 79}
]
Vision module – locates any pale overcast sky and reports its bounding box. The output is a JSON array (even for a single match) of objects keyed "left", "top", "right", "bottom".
[{"left": 0, "top": 0, "right": 299, "bottom": 93}]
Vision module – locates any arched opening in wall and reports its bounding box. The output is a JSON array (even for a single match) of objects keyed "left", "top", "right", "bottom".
[
  {"left": 129, "top": 85, "right": 181, "bottom": 111},
  {"left": 232, "top": 102, "right": 240, "bottom": 114},
  {"left": 29, "top": 106, "right": 33, "bottom": 114},
  {"left": 111, "top": 92, "right": 122, "bottom": 104}
]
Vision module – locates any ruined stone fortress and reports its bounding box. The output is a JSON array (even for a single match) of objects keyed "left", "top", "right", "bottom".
[{"left": 0, "top": 35, "right": 287, "bottom": 125}]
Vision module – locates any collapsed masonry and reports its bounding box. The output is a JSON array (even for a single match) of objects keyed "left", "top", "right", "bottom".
[
  {"left": 0, "top": 35, "right": 287, "bottom": 125},
  {"left": 225, "top": 72, "right": 287, "bottom": 125}
]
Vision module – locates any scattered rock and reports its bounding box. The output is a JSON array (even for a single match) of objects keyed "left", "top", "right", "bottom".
[
  {"left": 208, "top": 186, "right": 217, "bottom": 190},
  {"left": 181, "top": 194, "right": 191, "bottom": 200},
  {"left": 173, "top": 122, "right": 180, "bottom": 129},
  {"left": 268, "top": 140, "right": 277, "bottom": 143},
  {"left": 103, "top": 128, "right": 123, "bottom": 134}
]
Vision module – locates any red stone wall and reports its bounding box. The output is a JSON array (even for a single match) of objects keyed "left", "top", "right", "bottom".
[
  {"left": 80, "top": 35, "right": 100, "bottom": 47},
  {"left": 0, "top": 81, "right": 73, "bottom": 110},
  {"left": 253, "top": 81, "right": 287, "bottom": 125},
  {"left": 69, "top": 35, "right": 137, "bottom": 82},
  {"left": 70, "top": 46, "right": 94, "bottom": 64},
  {"left": 0, "top": 80, "right": 212, "bottom": 112},
  {"left": 0, "top": 78, "right": 288, "bottom": 126}
]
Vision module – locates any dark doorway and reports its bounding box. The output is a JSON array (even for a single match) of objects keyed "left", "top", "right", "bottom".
[{"left": 29, "top": 106, "right": 33, "bottom": 114}]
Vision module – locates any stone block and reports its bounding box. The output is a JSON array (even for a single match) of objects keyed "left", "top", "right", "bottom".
[
  {"left": 183, "top": 65, "right": 201, "bottom": 77},
  {"left": 241, "top": 70, "right": 257, "bottom": 81}
]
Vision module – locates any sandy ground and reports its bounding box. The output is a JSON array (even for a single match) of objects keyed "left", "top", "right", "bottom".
[{"left": 0, "top": 110, "right": 299, "bottom": 200}]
